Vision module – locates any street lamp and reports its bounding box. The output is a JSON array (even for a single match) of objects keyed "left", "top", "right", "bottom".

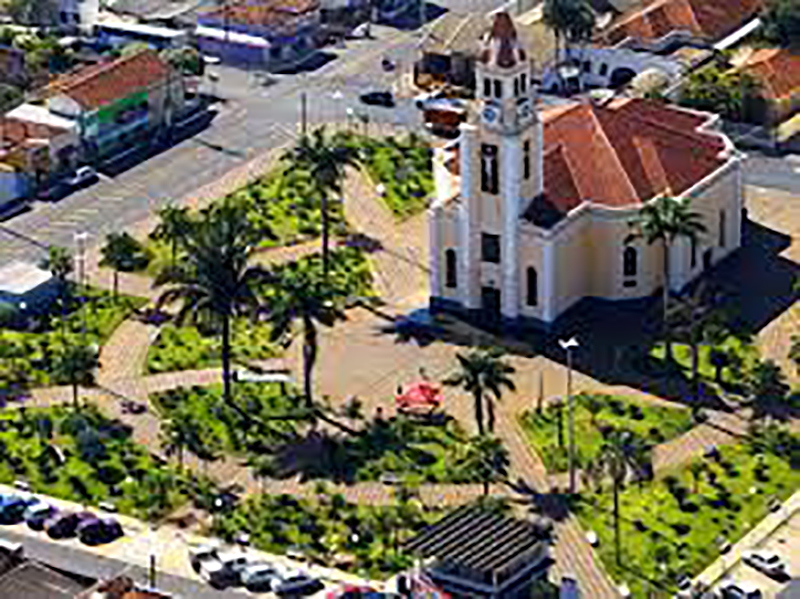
[
  {"left": 559, "top": 336, "right": 579, "bottom": 494},
  {"left": 73, "top": 232, "right": 89, "bottom": 340}
]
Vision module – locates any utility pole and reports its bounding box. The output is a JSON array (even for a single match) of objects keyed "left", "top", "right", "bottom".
[
  {"left": 300, "top": 90, "right": 307, "bottom": 136},
  {"left": 559, "top": 337, "right": 579, "bottom": 494}
]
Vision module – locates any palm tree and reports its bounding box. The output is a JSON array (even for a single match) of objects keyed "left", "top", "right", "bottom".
[
  {"left": 747, "top": 359, "right": 789, "bottom": 422},
  {"left": 790, "top": 335, "right": 800, "bottom": 376},
  {"left": 40, "top": 245, "right": 73, "bottom": 335},
  {"left": 444, "top": 348, "right": 516, "bottom": 435},
  {"left": 580, "top": 393, "right": 604, "bottom": 427},
  {"left": 161, "top": 417, "right": 194, "bottom": 471},
  {"left": 99, "top": 232, "right": 149, "bottom": 298},
  {"left": 627, "top": 196, "right": 706, "bottom": 361},
  {"left": 281, "top": 127, "right": 361, "bottom": 278},
  {"left": 150, "top": 205, "right": 194, "bottom": 268},
  {"left": 154, "top": 200, "right": 267, "bottom": 409},
  {"left": 689, "top": 460, "right": 704, "bottom": 494},
  {"left": 50, "top": 343, "right": 98, "bottom": 408},
  {"left": 463, "top": 435, "right": 510, "bottom": 496},
  {"left": 264, "top": 260, "right": 347, "bottom": 408},
  {"left": 596, "top": 428, "right": 652, "bottom": 565},
  {"left": 542, "top": 0, "right": 595, "bottom": 92}
]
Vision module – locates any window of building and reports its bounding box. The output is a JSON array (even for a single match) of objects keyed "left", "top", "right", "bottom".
[
  {"left": 481, "top": 233, "right": 501, "bottom": 263},
  {"left": 445, "top": 249, "right": 457, "bottom": 288},
  {"left": 520, "top": 73, "right": 527, "bottom": 92},
  {"left": 690, "top": 236, "right": 697, "bottom": 269},
  {"left": 493, "top": 79, "right": 503, "bottom": 99},
  {"left": 483, "top": 78, "right": 491, "bottom": 98},
  {"left": 523, "top": 140, "right": 531, "bottom": 180},
  {"left": 514, "top": 77, "right": 519, "bottom": 96},
  {"left": 60, "top": 11, "right": 68, "bottom": 23},
  {"left": 583, "top": 61, "right": 592, "bottom": 73},
  {"left": 527, "top": 267, "right": 538, "bottom": 306},
  {"left": 480, "top": 144, "right": 499, "bottom": 194},
  {"left": 599, "top": 63, "right": 608, "bottom": 77},
  {"left": 623, "top": 246, "right": 637, "bottom": 287},
  {"left": 718, "top": 210, "right": 726, "bottom": 248}
]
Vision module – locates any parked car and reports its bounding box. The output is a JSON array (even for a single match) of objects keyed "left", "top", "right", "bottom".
[
  {"left": 718, "top": 580, "right": 763, "bottom": 599},
  {"left": 64, "top": 166, "right": 98, "bottom": 189},
  {"left": 77, "top": 517, "right": 123, "bottom": 545},
  {"left": 742, "top": 550, "right": 787, "bottom": 578},
  {"left": 189, "top": 543, "right": 221, "bottom": 573},
  {"left": 45, "top": 511, "right": 96, "bottom": 539},
  {"left": 241, "top": 563, "right": 284, "bottom": 592},
  {"left": 359, "top": 91, "right": 394, "bottom": 107},
  {"left": 0, "top": 495, "right": 36, "bottom": 524},
  {"left": 24, "top": 502, "right": 57, "bottom": 531},
  {"left": 275, "top": 573, "right": 324, "bottom": 597},
  {"left": 200, "top": 551, "right": 251, "bottom": 587}
]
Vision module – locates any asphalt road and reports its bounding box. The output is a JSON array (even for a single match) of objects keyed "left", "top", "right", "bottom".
[
  {"left": 745, "top": 154, "right": 800, "bottom": 196},
  {"left": 0, "top": 528, "right": 242, "bottom": 598}
]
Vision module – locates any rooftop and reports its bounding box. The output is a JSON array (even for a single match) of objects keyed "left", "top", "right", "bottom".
[
  {"left": 404, "top": 505, "right": 550, "bottom": 580},
  {"left": 600, "top": 0, "right": 764, "bottom": 47},
  {"left": 5, "top": 103, "right": 77, "bottom": 131},
  {"left": 201, "top": 0, "right": 320, "bottom": 28},
  {"left": 0, "top": 561, "right": 89, "bottom": 599},
  {"left": 734, "top": 47, "right": 800, "bottom": 100},
  {"left": 48, "top": 49, "right": 170, "bottom": 110},
  {"left": 0, "top": 261, "right": 54, "bottom": 296},
  {"left": 524, "top": 98, "right": 729, "bottom": 222}
]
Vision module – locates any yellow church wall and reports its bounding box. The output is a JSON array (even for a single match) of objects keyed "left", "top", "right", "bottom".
[
  {"left": 550, "top": 212, "right": 593, "bottom": 317},
  {"left": 436, "top": 206, "right": 461, "bottom": 302},
  {"left": 517, "top": 231, "right": 545, "bottom": 320}
]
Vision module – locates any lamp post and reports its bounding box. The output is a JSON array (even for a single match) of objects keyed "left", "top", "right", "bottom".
[
  {"left": 559, "top": 336, "right": 579, "bottom": 494},
  {"left": 73, "top": 232, "right": 89, "bottom": 341}
]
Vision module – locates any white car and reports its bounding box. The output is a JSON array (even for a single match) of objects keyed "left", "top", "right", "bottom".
[
  {"left": 718, "top": 580, "right": 763, "bottom": 599},
  {"left": 65, "top": 166, "right": 98, "bottom": 188},
  {"left": 742, "top": 549, "right": 787, "bottom": 578},
  {"left": 414, "top": 89, "right": 445, "bottom": 109},
  {"left": 217, "top": 551, "right": 252, "bottom": 583},
  {"left": 189, "top": 543, "right": 220, "bottom": 573},
  {"left": 241, "top": 562, "right": 284, "bottom": 592}
]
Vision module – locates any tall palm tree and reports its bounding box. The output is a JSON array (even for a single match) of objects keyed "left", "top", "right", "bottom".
[
  {"left": 463, "top": 434, "right": 510, "bottom": 496},
  {"left": 99, "top": 232, "right": 149, "bottom": 298},
  {"left": 40, "top": 245, "right": 73, "bottom": 336},
  {"left": 542, "top": 0, "right": 595, "bottom": 92},
  {"left": 161, "top": 417, "right": 194, "bottom": 471},
  {"left": 150, "top": 205, "right": 195, "bottom": 268},
  {"left": 747, "top": 359, "right": 789, "bottom": 423},
  {"left": 50, "top": 343, "right": 98, "bottom": 408},
  {"left": 154, "top": 200, "right": 267, "bottom": 408},
  {"left": 264, "top": 260, "right": 347, "bottom": 408},
  {"left": 627, "top": 196, "right": 706, "bottom": 361},
  {"left": 596, "top": 428, "right": 652, "bottom": 566},
  {"left": 444, "top": 348, "right": 516, "bottom": 435},
  {"left": 281, "top": 127, "right": 360, "bottom": 278}
]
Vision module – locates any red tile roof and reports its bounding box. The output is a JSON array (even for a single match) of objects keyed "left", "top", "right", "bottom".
[
  {"left": 203, "top": 0, "right": 319, "bottom": 28},
  {"left": 483, "top": 12, "right": 526, "bottom": 68},
  {"left": 737, "top": 48, "right": 800, "bottom": 99},
  {"left": 0, "top": 117, "right": 69, "bottom": 145},
  {"left": 49, "top": 50, "right": 170, "bottom": 110},
  {"left": 600, "top": 0, "right": 763, "bottom": 46},
  {"left": 538, "top": 98, "right": 728, "bottom": 211}
]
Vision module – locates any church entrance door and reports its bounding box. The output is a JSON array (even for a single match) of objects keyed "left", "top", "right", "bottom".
[{"left": 480, "top": 286, "right": 501, "bottom": 326}]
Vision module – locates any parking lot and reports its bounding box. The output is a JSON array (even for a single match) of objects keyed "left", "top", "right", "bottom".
[{"left": 713, "top": 511, "right": 799, "bottom": 598}]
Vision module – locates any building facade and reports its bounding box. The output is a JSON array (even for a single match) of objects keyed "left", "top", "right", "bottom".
[{"left": 429, "top": 13, "right": 743, "bottom": 328}]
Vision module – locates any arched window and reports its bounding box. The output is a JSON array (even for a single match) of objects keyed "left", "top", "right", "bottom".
[
  {"left": 623, "top": 246, "right": 637, "bottom": 287},
  {"left": 526, "top": 267, "right": 538, "bottom": 306},
  {"left": 718, "top": 210, "right": 726, "bottom": 248},
  {"left": 445, "top": 249, "right": 457, "bottom": 288}
]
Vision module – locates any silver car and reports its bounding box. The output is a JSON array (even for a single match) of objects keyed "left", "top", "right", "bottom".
[
  {"left": 742, "top": 549, "right": 787, "bottom": 578},
  {"left": 241, "top": 562, "right": 284, "bottom": 592}
]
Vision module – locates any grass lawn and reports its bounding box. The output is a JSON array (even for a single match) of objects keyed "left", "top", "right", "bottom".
[
  {"left": 649, "top": 336, "right": 759, "bottom": 385},
  {"left": 0, "top": 287, "right": 146, "bottom": 388},
  {"left": 574, "top": 442, "right": 800, "bottom": 597},
  {"left": 519, "top": 394, "right": 693, "bottom": 473},
  {"left": 342, "top": 133, "right": 433, "bottom": 219},
  {"left": 0, "top": 404, "right": 189, "bottom": 520},
  {"left": 212, "top": 491, "right": 442, "bottom": 577}
]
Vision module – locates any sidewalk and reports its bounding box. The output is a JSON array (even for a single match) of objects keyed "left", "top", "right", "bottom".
[{"left": 694, "top": 490, "right": 800, "bottom": 588}]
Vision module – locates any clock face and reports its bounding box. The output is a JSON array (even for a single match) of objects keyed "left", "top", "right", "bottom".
[
  {"left": 518, "top": 99, "right": 532, "bottom": 121},
  {"left": 482, "top": 106, "right": 498, "bottom": 124}
]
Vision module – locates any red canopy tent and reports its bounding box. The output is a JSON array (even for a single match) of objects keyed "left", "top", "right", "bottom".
[{"left": 395, "top": 382, "right": 443, "bottom": 411}]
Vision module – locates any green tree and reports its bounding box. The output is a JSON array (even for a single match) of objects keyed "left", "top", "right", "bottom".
[
  {"left": 462, "top": 435, "right": 510, "bottom": 496},
  {"left": 40, "top": 245, "right": 74, "bottom": 336},
  {"left": 99, "top": 232, "right": 150, "bottom": 297},
  {"left": 689, "top": 460, "right": 704, "bottom": 494},
  {"left": 580, "top": 393, "right": 604, "bottom": 427},
  {"left": 596, "top": 429, "right": 652, "bottom": 565},
  {"left": 50, "top": 343, "right": 98, "bottom": 408},
  {"left": 760, "top": 0, "right": 800, "bottom": 48},
  {"left": 7, "top": 0, "right": 57, "bottom": 25},
  {"left": 444, "top": 348, "right": 516, "bottom": 435},
  {"left": 281, "top": 127, "right": 361, "bottom": 278},
  {"left": 627, "top": 196, "right": 706, "bottom": 361},
  {"left": 680, "top": 64, "right": 763, "bottom": 122},
  {"left": 154, "top": 200, "right": 267, "bottom": 410},
  {"left": 789, "top": 335, "right": 800, "bottom": 376},
  {"left": 161, "top": 417, "right": 194, "bottom": 471},
  {"left": 265, "top": 260, "right": 347, "bottom": 408},
  {"left": 747, "top": 359, "right": 790, "bottom": 422},
  {"left": 161, "top": 47, "right": 205, "bottom": 76},
  {"left": 0, "top": 83, "right": 22, "bottom": 112},
  {"left": 150, "top": 205, "right": 195, "bottom": 268},
  {"left": 542, "top": 0, "right": 595, "bottom": 91}
]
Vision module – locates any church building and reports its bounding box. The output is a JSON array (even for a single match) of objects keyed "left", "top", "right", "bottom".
[{"left": 428, "top": 12, "right": 743, "bottom": 328}]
